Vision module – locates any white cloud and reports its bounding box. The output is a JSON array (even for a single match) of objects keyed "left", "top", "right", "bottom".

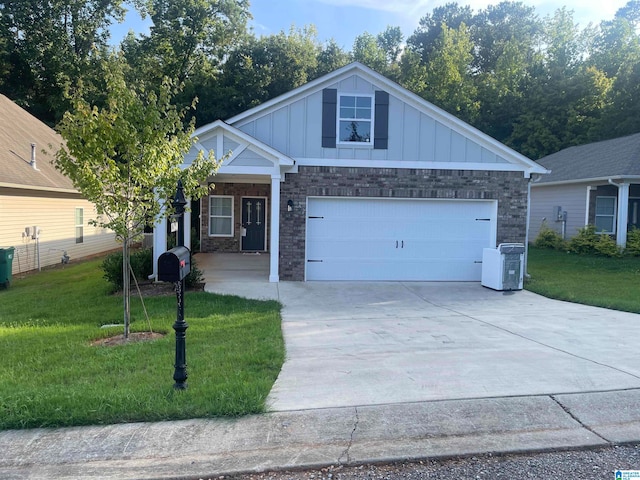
[{"left": 315, "top": 0, "right": 626, "bottom": 27}]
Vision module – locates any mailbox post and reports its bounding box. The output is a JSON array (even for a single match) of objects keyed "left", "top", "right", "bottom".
[{"left": 157, "top": 180, "right": 190, "bottom": 390}]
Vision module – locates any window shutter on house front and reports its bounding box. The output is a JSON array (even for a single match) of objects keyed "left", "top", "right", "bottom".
[
  {"left": 374, "top": 90, "right": 389, "bottom": 150},
  {"left": 322, "top": 88, "right": 337, "bottom": 148}
]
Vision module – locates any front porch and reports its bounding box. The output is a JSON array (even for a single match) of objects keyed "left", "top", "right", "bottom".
[{"left": 196, "top": 252, "right": 280, "bottom": 300}]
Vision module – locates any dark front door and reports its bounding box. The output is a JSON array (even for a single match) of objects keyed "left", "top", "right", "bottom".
[{"left": 242, "top": 197, "right": 266, "bottom": 251}]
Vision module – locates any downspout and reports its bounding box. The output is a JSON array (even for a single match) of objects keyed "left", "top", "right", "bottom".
[{"left": 525, "top": 172, "right": 543, "bottom": 279}]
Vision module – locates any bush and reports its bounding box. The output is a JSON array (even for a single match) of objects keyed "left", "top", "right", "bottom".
[
  {"left": 594, "top": 233, "right": 622, "bottom": 257},
  {"left": 185, "top": 256, "right": 204, "bottom": 288},
  {"left": 534, "top": 221, "right": 566, "bottom": 250},
  {"left": 568, "top": 225, "right": 598, "bottom": 255},
  {"left": 626, "top": 228, "right": 640, "bottom": 256},
  {"left": 101, "top": 248, "right": 154, "bottom": 291}
]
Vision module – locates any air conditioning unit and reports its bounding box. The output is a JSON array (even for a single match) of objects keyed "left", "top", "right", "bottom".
[{"left": 481, "top": 243, "right": 525, "bottom": 291}]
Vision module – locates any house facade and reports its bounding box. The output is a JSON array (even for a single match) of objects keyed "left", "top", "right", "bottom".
[
  {"left": 0, "top": 95, "right": 119, "bottom": 275},
  {"left": 153, "top": 63, "right": 546, "bottom": 282},
  {"left": 530, "top": 133, "right": 640, "bottom": 247}
]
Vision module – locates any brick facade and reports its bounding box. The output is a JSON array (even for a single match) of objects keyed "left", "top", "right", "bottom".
[
  {"left": 279, "top": 166, "right": 529, "bottom": 281},
  {"left": 201, "top": 183, "right": 271, "bottom": 253}
]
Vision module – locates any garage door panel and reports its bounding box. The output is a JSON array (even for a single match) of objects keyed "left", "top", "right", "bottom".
[{"left": 306, "top": 198, "right": 496, "bottom": 281}]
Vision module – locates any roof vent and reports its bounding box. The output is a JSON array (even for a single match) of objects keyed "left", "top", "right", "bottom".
[{"left": 30, "top": 143, "right": 38, "bottom": 170}]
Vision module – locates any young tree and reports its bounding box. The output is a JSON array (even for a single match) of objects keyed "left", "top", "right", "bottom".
[{"left": 54, "top": 55, "right": 218, "bottom": 338}]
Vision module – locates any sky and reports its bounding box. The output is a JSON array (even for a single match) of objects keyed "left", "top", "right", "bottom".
[{"left": 110, "top": 0, "right": 630, "bottom": 49}]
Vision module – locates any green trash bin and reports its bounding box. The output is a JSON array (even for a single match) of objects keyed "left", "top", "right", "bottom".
[{"left": 0, "top": 247, "right": 15, "bottom": 289}]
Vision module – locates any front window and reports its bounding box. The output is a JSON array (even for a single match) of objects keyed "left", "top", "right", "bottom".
[
  {"left": 209, "top": 196, "right": 234, "bottom": 237},
  {"left": 595, "top": 196, "right": 616, "bottom": 233},
  {"left": 75, "top": 208, "right": 84, "bottom": 244},
  {"left": 338, "top": 94, "right": 373, "bottom": 144}
]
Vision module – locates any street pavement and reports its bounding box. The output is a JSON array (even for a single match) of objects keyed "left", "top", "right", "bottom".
[{"left": 2, "top": 280, "right": 640, "bottom": 479}]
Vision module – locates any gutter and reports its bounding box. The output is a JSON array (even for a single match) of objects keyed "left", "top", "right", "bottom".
[
  {"left": 0, "top": 182, "right": 79, "bottom": 194},
  {"left": 525, "top": 173, "right": 544, "bottom": 279}
]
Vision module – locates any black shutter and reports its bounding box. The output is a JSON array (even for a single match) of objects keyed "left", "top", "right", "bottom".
[
  {"left": 322, "top": 88, "right": 337, "bottom": 148},
  {"left": 374, "top": 90, "right": 389, "bottom": 150}
]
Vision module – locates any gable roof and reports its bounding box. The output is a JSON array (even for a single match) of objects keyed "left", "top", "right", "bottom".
[
  {"left": 0, "top": 95, "right": 76, "bottom": 193},
  {"left": 536, "top": 132, "right": 640, "bottom": 185},
  {"left": 226, "top": 62, "right": 547, "bottom": 176}
]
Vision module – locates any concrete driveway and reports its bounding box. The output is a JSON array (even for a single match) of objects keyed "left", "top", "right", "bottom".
[{"left": 263, "top": 282, "right": 640, "bottom": 411}]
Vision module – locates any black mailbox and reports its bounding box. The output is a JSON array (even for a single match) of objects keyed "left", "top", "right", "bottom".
[{"left": 157, "top": 246, "right": 191, "bottom": 282}]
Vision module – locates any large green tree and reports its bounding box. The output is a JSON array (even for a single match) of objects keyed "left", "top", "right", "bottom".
[
  {"left": 0, "top": 0, "right": 125, "bottom": 124},
  {"left": 122, "top": 0, "right": 250, "bottom": 124},
  {"left": 402, "top": 22, "right": 479, "bottom": 123},
  {"left": 215, "top": 26, "right": 321, "bottom": 119},
  {"left": 54, "top": 55, "right": 218, "bottom": 338}
]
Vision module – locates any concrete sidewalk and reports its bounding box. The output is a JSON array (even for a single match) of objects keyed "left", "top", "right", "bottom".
[
  {"left": 3, "top": 279, "right": 640, "bottom": 479},
  {"left": 2, "top": 389, "right": 640, "bottom": 479}
]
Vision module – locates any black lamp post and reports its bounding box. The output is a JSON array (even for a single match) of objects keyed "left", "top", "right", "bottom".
[{"left": 172, "top": 180, "right": 188, "bottom": 390}]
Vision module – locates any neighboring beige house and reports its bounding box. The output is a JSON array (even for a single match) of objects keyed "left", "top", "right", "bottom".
[{"left": 0, "top": 94, "right": 119, "bottom": 275}]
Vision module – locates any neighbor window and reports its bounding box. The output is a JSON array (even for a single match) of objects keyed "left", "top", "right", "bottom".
[
  {"left": 338, "top": 94, "right": 373, "bottom": 144},
  {"left": 75, "top": 208, "right": 84, "bottom": 244},
  {"left": 595, "top": 196, "right": 616, "bottom": 233},
  {"left": 209, "top": 196, "right": 233, "bottom": 236}
]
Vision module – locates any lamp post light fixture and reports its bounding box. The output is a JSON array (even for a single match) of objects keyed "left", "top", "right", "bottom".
[{"left": 172, "top": 180, "right": 188, "bottom": 390}]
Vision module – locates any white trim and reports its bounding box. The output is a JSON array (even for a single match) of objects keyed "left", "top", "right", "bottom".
[
  {"left": 208, "top": 195, "right": 234, "bottom": 237},
  {"left": 535, "top": 175, "right": 640, "bottom": 187},
  {"left": 74, "top": 207, "right": 84, "bottom": 244},
  {"left": 240, "top": 196, "right": 268, "bottom": 252},
  {"left": 337, "top": 93, "right": 375, "bottom": 146},
  {"left": 294, "top": 157, "right": 530, "bottom": 174},
  {"left": 585, "top": 185, "right": 594, "bottom": 227},
  {"left": 0, "top": 182, "right": 79, "bottom": 194},
  {"left": 269, "top": 175, "right": 281, "bottom": 282},
  {"left": 594, "top": 196, "right": 617, "bottom": 234},
  {"left": 192, "top": 120, "right": 294, "bottom": 168},
  {"left": 225, "top": 62, "right": 547, "bottom": 175},
  {"left": 616, "top": 182, "right": 630, "bottom": 246}
]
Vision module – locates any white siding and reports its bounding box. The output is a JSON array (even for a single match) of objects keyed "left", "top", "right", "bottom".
[
  {"left": 0, "top": 190, "right": 119, "bottom": 275},
  {"left": 530, "top": 183, "right": 590, "bottom": 242},
  {"left": 235, "top": 73, "right": 516, "bottom": 167}
]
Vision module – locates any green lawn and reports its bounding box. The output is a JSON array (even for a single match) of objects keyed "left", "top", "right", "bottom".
[
  {"left": 526, "top": 247, "right": 640, "bottom": 313},
  {"left": 0, "top": 259, "right": 284, "bottom": 430}
]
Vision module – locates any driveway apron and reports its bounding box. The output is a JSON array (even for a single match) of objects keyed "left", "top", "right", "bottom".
[{"left": 267, "top": 282, "right": 640, "bottom": 411}]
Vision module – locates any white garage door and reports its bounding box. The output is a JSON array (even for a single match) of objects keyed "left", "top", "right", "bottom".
[{"left": 306, "top": 197, "right": 497, "bottom": 281}]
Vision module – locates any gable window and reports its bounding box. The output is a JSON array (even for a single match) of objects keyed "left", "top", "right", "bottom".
[
  {"left": 322, "top": 89, "right": 389, "bottom": 149},
  {"left": 209, "top": 196, "right": 234, "bottom": 237},
  {"left": 75, "top": 208, "right": 84, "bottom": 244},
  {"left": 595, "top": 196, "right": 616, "bottom": 233},
  {"left": 338, "top": 95, "right": 373, "bottom": 144}
]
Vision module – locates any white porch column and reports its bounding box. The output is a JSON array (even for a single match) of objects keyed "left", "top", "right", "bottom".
[
  {"left": 152, "top": 210, "right": 168, "bottom": 280},
  {"left": 616, "top": 183, "right": 630, "bottom": 247},
  {"left": 269, "top": 174, "right": 281, "bottom": 282}
]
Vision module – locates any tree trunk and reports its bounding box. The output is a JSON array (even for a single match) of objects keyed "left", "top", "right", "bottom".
[{"left": 123, "top": 237, "right": 131, "bottom": 339}]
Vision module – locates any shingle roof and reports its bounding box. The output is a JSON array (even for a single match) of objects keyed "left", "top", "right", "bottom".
[
  {"left": 536, "top": 132, "right": 640, "bottom": 184},
  {"left": 0, "top": 94, "right": 76, "bottom": 192}
]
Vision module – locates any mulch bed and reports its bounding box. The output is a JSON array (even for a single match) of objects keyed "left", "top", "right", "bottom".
[{"left": 91, "top": 331, "right": 165, "bottom": 347}]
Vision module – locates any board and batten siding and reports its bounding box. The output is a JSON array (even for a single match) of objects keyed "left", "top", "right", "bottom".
[
  {"left": 0, "top": 189, "right": 119, "bottom": 275},
  {"left": 530, "top": 183, "right": 589, "bottom": 242},
  {"left": 235, "top": 74, "right": 510, "bottom": 166}
]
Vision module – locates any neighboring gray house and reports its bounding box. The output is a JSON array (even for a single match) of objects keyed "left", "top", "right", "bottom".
[
  {"left": 530, "top": 133, "right": 640, "bottom": 247},
  {"left": 153, "top": 62, "right": 547, "bottom": 282}
]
